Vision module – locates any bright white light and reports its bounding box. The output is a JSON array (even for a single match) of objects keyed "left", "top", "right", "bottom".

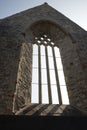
[
  {"left": 41, "top": 45, "right": 45, "bottom": 55},
  {"left": 41, "top": 69, "right": 47, "bottom": 84},
  {"left": 31, "top": 84, "right": 38, "bottom": 103},
  {"left": 33, "top": 44, "right": 38, "bottom": 55},
  {"left": 47, "top": 38, "right": 51, "bottom": 41},
  {"left": 47, "top": 46, "right": 52, "bottom": 56},
  {"left": 49, "top": 70, "right": 56, "bottom": 84},
  {"left": 33, "top": 56, "right": 38, "bottom": 68},
  {"left": 41, "top": 37, "right": 44, "bottom": 40},
  {"left": 31, "top": 39, "right": 69, "bottom": 105},
  {"left": 51, "top": 42, "right": 54, "bottom": 45},
  {"left": 58, "top": 71, "right": 66, "bottom": 85},
  {"left": 44, "top": 41, "right": 47, "bottom": 44},
  {"left": 55, "top": 47, "right": 69, "bottom": 104},
  {"left": 31, "top": 45, "right": 39, "bottom": 103},
  {"left": 54, "top": 47, "right": 60, "bottom": 57},
  {"left": 56, "top": 58, "right": 63, "bottom": 70},
  {"left": 48, "top": 57, "right": 54, "bottom": 69},
  {"left": 51, "top": 85, "right": 59, "bottom": 104},
  {"left": 32, "top": 68, "right": 38, "bottom": 84},
  {"left": 60, "top": 85, "right": 69, "bottom": 104},
  {"left": 41, "top": 46, "right": 46, "bottom": 69},
  {"left": 37, "top": 40, "right": 41, "bottom": 43},
  {"left": 41, "top": 45, "right": 48, "bottom": 103},
  {"left": 44, "top": 35, "right": 47, "bottom": 37},
  {"left": 42, "top": 85, "right": 49, "bottom": 104}
]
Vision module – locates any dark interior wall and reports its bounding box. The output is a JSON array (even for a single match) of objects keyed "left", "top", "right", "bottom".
[
  {"left": 0, "top": 33, "right": 22, "bottom": 114},
  {"left": 58, "top": 37, "right": 87, "bottom": 110}
]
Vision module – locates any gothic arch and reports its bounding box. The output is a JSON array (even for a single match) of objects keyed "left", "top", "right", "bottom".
[
  {"left": 0, "top": 3, "right": 86, "bottom": 115},
  {"left": 24, "top": 20, "right": 68, "bottom": 44},
  {"left": 13, "top": 20, "right": 77, "bottom": 113}
]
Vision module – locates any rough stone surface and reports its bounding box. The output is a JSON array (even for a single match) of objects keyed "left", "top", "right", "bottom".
[
  {"left": 15, "top": 104, "right": 85, "bottom": 116},
  {"left": 13, "top": 43, "right": 32, "bottom": 113},
  {"left": 0, "top": 3, "right": 87, "bottom": 114}
]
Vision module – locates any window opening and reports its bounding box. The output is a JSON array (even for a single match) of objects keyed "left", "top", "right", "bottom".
[
  {"left": 37, "top": 40, "right": 41, "bottom": 44},
  {"left": 31, "top": 35, "right": 69, "bottom": 105},
  {"left": 41, "top": 37, "right": 44, "bottom": 40},
  {"left": 54, "top": 47, "right": 69, "bottom": 104},
  {"left": 31, "top": 44, "right": 39, "bottom": 103}
]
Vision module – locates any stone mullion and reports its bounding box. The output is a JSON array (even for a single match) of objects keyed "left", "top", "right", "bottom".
[
  {"left": 52, "top": 46, "right": 62, "bottom": 104},
  {"left": 45, "top": 45, "right": 52, "bottom": 104},
  {"left": 38, "top": 45, "right": 42, "bottom": 103}
]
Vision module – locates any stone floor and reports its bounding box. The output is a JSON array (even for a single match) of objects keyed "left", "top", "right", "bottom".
[{"left": 15, "top": 103, "right": 85, "bottom": 116}]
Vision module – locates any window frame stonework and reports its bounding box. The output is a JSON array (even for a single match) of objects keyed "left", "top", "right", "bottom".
[{"left": 31, "top": 34, "right": 69, "bottom": 105}]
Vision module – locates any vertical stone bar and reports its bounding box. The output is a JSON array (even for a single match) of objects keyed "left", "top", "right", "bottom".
[
  {"left": 45, "top": 46, "right": 52, "bottom": 104},
  {"left": 52, "top": 46, "right": 62, "bottom": 104},
  {"left": 38, "top": 45, "right": 42, "bottom": 103}
]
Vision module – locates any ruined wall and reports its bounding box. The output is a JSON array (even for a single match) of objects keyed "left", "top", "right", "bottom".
[
  {"left": 13, "top": 42, "right": 32, "bottom": 113},
  {"left": 58, "top": 37, "right": 87, "bottom": 111},
  {"left": 0, "top": 29, "right": 21, "bottom": 114},
  {"left": 0, "top": 3, "right": 87, "bottom": 114},
  {"left": 29, "top": 20, "right": 87, "bottom": 112}
]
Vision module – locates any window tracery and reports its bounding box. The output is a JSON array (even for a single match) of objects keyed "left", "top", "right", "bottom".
[{"left": 31, "top": 34, "right": 69, "bottom": 104}]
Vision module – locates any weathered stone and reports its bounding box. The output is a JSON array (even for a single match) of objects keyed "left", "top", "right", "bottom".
[{"left": 0, "top": 3, "right": 87, "bottom": 115}]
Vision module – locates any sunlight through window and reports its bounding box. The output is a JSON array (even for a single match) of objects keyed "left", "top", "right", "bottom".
[
  {"left": 31, "top": 44, "right": 39, "bottom": 103},
  {"left": 54, "top": 47, "right": 69, "bottom": 104},
  {"left": 31, "top": 35, "right": 69, "bottom": 105}
]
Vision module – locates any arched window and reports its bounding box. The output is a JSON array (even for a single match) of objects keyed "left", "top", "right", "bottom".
[{"left": 31, "top": 34, "right": 69, "bottom": 104}]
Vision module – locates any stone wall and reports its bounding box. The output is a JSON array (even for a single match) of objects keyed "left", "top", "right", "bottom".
[
  {"left": 58, "top": 36, "right": 87, "bottom": 110},
  {"left": 13, "top": 42, "right": 32, "bottom": 113},
  {"left": 0, "top": 35, "right": 21, "bottom": 114},
  {"left": 0, "top": 3, "right": 87, "bottom": 114}
]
